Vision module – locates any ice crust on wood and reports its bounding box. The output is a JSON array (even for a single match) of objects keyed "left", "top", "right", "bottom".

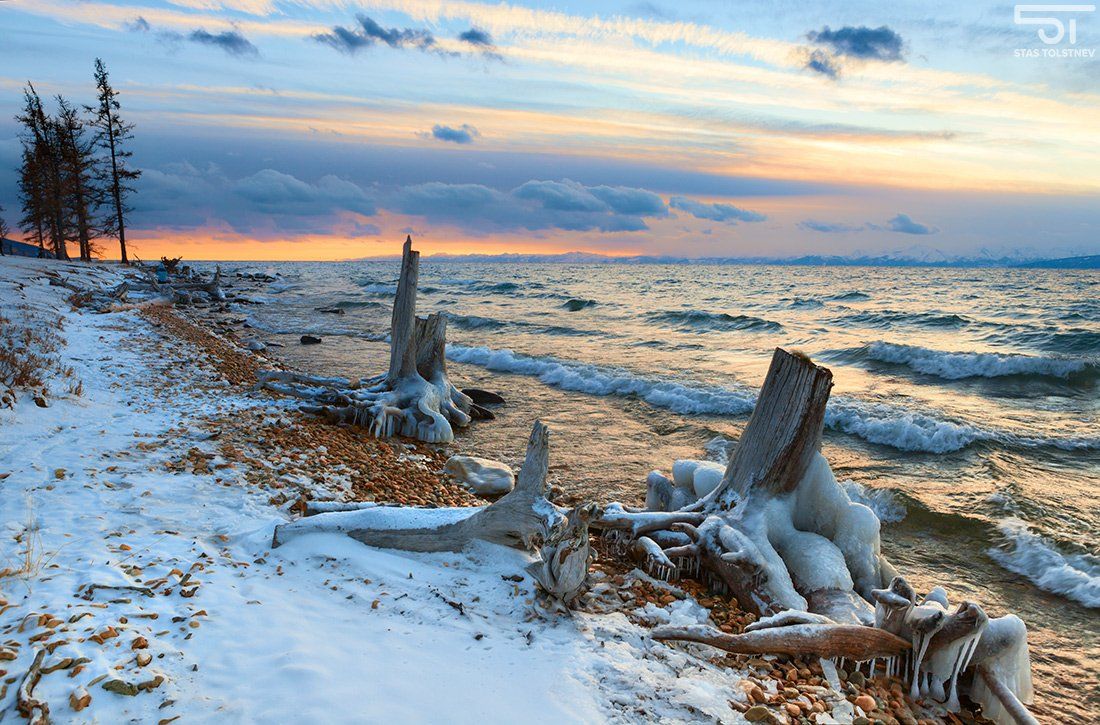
[{"left": 258, "top": 237, "right": 473, "bottom": 443}]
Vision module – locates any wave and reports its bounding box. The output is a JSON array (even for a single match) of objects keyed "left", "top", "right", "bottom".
[
  {"left": 864, "top": 341, "right": 1097, "bottom": 381},
  {"left": 562, "top": 298, "right": 597, "bottom": 312},
  {"left": 647, "top": 310, "right": 782, "bottom": 333},
  {"left": 445, "top": 314, "right": 507, "bottom": 331},
  {"left": 446, "top": 346, "right": 757, "bottom": 415},
  {"left": 988, "top": 518, "right": 1100, "bottom": 608},
  {"left": 841, "top": 481, "right": 906, "bottom": 523},
  {"left": 829, "top": 291, "right": 871, "bottom": 301},
  {"left": 332, "top": 300, "right": 385, "bottom": 310},
  {"left": 1000, "top": 328, "right": 1100, "bottom": 356},
  {"left": 784, "top": 298, "right": 824, "bottom": 310},
  {"left": 446, "top": 345, "right": 1099, "bottom": 454},
  {"left": 443, "top": 313, "right": 597, "bottom": 338},
  {"left": 839, "top": 310, "right": 970, "bottom": 329},
  {"left": 359, "top": 283, "right": 398, "bottom": 297}
]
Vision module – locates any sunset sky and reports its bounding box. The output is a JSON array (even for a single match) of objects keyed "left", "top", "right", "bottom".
[{"left": 1, "top": 0, "right": 1098, "bottom": 260}]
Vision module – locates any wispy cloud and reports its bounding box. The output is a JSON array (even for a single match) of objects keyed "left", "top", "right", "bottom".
[
  {"left": 799, "top": 220, "right": 864, "bottom": 233},
  {"left": 669, "top": 196, "right": 765, "bottom": 223},
  {"left": 188, "top": 28, "right": 259, "bottom": 57},
  {"left": 313, "top": 14, "right": 439, "bottom": 55}
]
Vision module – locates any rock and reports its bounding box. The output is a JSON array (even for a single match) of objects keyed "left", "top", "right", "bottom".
[
  {"left": 300, "top": 335, "right": 322, "bottom": 345},
  {"left": 70, "top": 687, "right": 91, "bottom": 711},
  {"left": 444, "top": 456, "right": 514, "bottom": 496},
  {"left": 744, "top": 705, "right": 776, "bottom": 723},
  {"left": 33, "top": 395, "right": 48, "bottom": 408},
  {"left": 244, "top": 340, "right": 266, "bottom": 352},
  {"left": 316, "top": 307, "right": 345, "bottom": 315},
  {"left": 461, "top": 388, "right": 505, "bottom": 406},
  {"left": 849, "top": 670, "right": 866, "bottom": 687},
  {"left": 853, "top": 718, "right": 870, "bottom": 725},
  {"left": 854, "top": 694, "right": 876, "bottom": 713},
  {"left": 102, "top": 679, "right": 139, "bottom": 696}
]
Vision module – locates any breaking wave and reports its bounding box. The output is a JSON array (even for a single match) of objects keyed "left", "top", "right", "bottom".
[
  {"left": 864, "top": 341, "right": 1097, "bottom": 381},
  {"left": 445, "top": 345, "right": 1097, "bottom": 453},
  {"left": 446, "top": 345, "right": 757, "bottom": 415},
  {"left": 988, "top": 518, "right": 1100, "bottom": 608},
  {"left": 841, "top": 481, "right": 906, "bottom": 524},
  {"left": 829, "top": 291, "right": 871, "bottom": 301},
  {"left": 647, "top": 310, "right": 782, "bottom": 333}
]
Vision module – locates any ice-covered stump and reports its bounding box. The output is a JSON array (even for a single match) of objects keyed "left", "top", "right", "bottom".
[
  {"left": 273, "top": 421, "right": 597, "bottom": 606},
  {"left": 598, "top": 348, "right": 1037, "bottom": 721},
  {"left": 258, "top": 237, "right": 473, "bottom": 443},
  {"left": 598, "top": 348, "right": 893, "bottom": 624}
]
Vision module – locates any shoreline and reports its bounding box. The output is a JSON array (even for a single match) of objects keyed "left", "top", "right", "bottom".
[{"left": 0, "top": 255, "right": 1059, "bottom": 723}]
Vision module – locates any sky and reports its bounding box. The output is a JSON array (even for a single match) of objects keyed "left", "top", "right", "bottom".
[{"left": 1, "top": 0, "right": 1098, "bottom": 261}]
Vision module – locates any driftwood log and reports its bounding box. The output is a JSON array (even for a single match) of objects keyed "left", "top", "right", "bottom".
[
  {"left": 258, "top": 237, "right": 474, "bottom": 443},
  {"left": 274, "top": 420, "right": 597, "bottom": 605}
]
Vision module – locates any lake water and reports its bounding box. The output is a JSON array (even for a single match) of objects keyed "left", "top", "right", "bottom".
[{"left": 219, "top": 260, "right": 1099, "bottom": 722}]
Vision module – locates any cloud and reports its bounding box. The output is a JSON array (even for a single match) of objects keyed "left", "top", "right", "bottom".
[
  {"left": 669, "top": 196, "right": 765, "bottom": 223},
  {"left": 390, "top": 179, "right": 667, "bottom": 233},
  {"left": 806, "top": 25, "right": 904, "bottom": 62},
  {"left": 313, "top": 15, "right": 438, "bottom": 55},
  {"left": 127, "top": 16, "right": 151, "bottom": 33},
  {"left": 885, "top": 213, "right": 937, "bottom": 235},
  {"left": 799, "top": 220, "right": 864, "bottom": 233},
  {"left": 803, "top": 49, "right": 839, "bottom": 79},
  {"left": 458, "top": 26, "right": 502, "bottom": 59},
  {"left": 188, "top": 29, "right": 259, "bottom": 57},
  {"left": 135, "top": 164, "right": 375, "bottom": 234},
  {"left": 429, "top": 124, "right": 479, "bottom": 144},
  {"left": 458, "top": 28, "right": 493, "bottom": 47}
]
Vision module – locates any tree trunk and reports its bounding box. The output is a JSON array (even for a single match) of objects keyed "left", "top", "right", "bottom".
[{"left": 257, "top": 237, "right": 474, "bottom": 443}]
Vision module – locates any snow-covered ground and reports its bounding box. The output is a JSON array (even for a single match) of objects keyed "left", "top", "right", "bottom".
[{"left": 0, "top": 256, "right": 756, "bottom": 723}]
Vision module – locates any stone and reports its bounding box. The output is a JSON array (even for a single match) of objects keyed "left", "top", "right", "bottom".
[
  {"left": 854, "top": 694, "right": 876, "bottom": 713},
  {"left": 744, "top": 705, "right": 774, "bottom": 723},
  {"left": 849, "top": 670, "right": 866, "bottom": 687},
  {"left": 300, "top": 335, "right": 322, "bottom": 345},
  {"left": 244, "top": 339, "right": 266, "bottom": 352},
  {"left": 444, "top": 455, "right": 515, "bottom": 496}
]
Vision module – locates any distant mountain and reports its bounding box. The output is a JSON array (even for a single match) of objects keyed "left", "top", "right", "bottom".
[
  {"left": 1013, "top": 255, "right": 1100, "bottom": 269},
  {"left": 350, "top": 248, "right": 1099, "bottom": 268}
]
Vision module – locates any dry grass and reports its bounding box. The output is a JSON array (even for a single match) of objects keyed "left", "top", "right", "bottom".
[
  {"left": 0, "top": 502, "right": 46, "bottom": 583},
  {"left": 0, "top": 307, "right": 79, "bottom": 408}
]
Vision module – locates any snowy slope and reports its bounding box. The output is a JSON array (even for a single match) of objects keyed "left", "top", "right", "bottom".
[{"left": 0, "top": 257, "right": 753, "bottom": 723}]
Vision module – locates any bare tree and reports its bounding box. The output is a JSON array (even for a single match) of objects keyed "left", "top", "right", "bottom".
[{"left": 87, "top": 59, "right": 140, "bottom": 264}]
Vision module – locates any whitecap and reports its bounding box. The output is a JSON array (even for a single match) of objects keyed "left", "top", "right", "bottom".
[{"left": 988, "top": 518, "right": 1100, "bottom": 608}]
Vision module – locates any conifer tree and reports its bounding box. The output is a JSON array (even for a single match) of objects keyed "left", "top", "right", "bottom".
[{"left": 88, "top": 59, "right": 140, "bottom": 263}]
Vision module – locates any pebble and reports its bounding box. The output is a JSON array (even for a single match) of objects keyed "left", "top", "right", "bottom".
[
  {"left": 743, "top": 705, "right": 775, "bottom": 723},
  {"left": 854, "top": 694, "right": 877, "bottom": 713}
]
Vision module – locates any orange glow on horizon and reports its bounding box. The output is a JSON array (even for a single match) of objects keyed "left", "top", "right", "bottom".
[{"left": 110, "top": 228, "right": 650, "bottom": 262}]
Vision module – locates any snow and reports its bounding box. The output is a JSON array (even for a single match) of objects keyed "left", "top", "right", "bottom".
[{"left": 0, "top": 256, "right": 755, "bottom": 723}]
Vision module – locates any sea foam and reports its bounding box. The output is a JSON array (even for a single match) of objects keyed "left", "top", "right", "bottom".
[
  {"left": 988, "top": 518, "right": 1100, "bottom": 608},
  {"left": 866, "top": 341, "right": 1095, "bottom": 380},
  {"left": 445, "top": 345, "right": 1099, "bottom": 454}
]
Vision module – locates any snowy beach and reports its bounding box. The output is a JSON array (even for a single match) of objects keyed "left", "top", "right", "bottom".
[{"left": 0, "top": 256, "right": 767, "bottom": 722}]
